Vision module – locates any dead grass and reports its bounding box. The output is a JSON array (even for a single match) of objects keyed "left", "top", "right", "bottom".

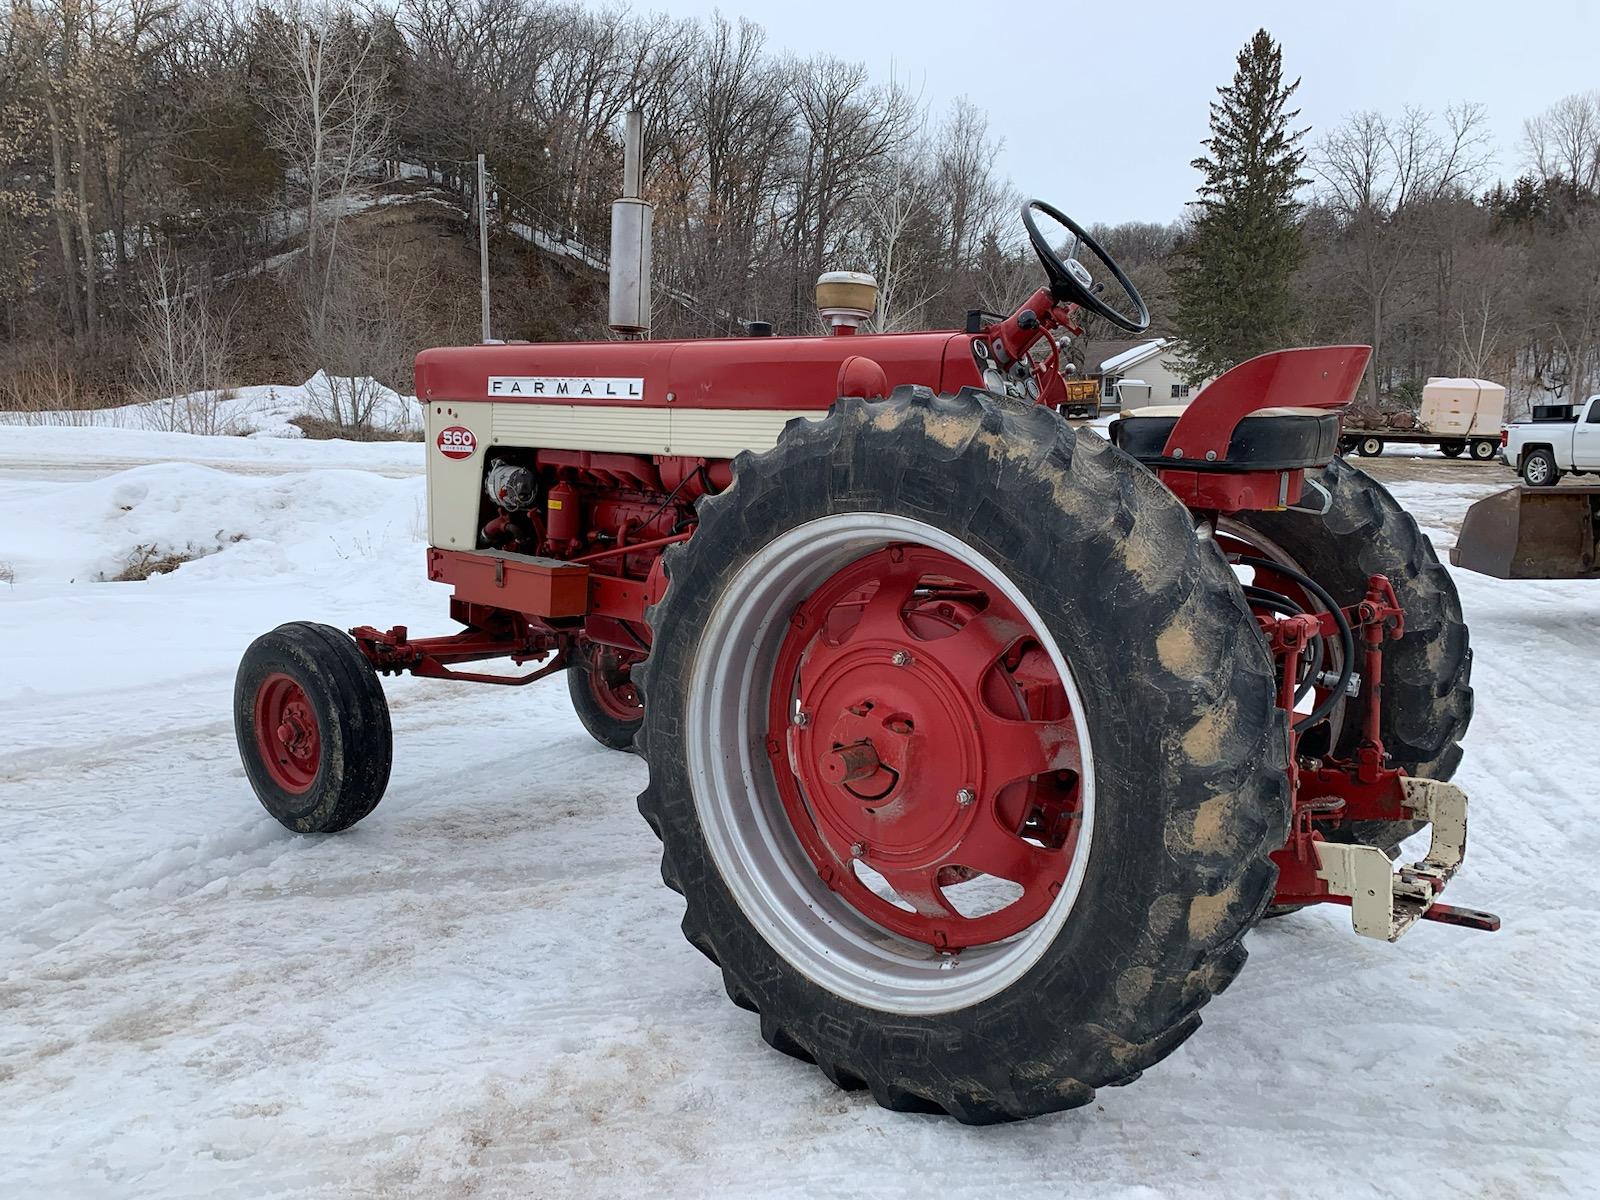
[
  {"left": 104, "top": 531, "right": 248, "bottom": 582},
  {"left": 111, "top": 544, "right": 199, "bottom": 581},
  {"left": 0, "top": 562, "right": 14, "bottom": 586},
  {"left": 291, "top": 414, "right": 423, "bottom": 442},
  {"left": 0, "top": 340, "right": 139, "bottom": 417}
]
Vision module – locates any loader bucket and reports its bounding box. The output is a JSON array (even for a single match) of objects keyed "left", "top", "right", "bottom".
[{"left": 1450, "top": 486, "right": 1600, "bottom": 579}]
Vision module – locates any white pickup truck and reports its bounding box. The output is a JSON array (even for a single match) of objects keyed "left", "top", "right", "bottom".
[{"left": 1503, "top": 395, "right": 1600, "bottom": 485}]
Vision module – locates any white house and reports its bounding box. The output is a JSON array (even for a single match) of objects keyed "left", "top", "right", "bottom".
[{"left": 1097, "top": 339, "right": 1200, "bottom": 408}]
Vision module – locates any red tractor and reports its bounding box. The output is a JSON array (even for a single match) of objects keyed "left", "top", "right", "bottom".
[{"left": 235, "top": 200, "right": 1489, "bottom": 1123}]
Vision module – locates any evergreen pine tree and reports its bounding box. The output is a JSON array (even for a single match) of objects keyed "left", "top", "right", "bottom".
[{"left": 1170, "top": 29, "right": 1308, "bottom": 383}]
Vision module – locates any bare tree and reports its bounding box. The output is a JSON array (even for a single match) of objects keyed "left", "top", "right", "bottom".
[
  {"left": 260, "top": 5, "right": 394, "bottom": 301},
  {"left": 783, "top": 55, "right": 916, "bottom": 322},
  {"left": 1449, "top": 240, "right": 1527, "bottom": 380},
  {"left": 1522, "top": 89, "right": 1600, "bottom": 194},
  {"left": 934, "top": 101, "right": 1004, "bottom": 266},
  {"left": 1312, "top": 104, "right": 1491, "bottom": 402},
  {"left": 301, "top": 238, "right": 435, "bottom": 434},
  {"left": 867, "top": 140, "right": 941, "bottom": 331},
  {"left": 133, "top": 247, "right": 236, "bottom": 434}
]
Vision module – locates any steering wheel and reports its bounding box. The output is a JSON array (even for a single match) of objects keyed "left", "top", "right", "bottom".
[{"left": 1022, "top": 199, "right": 1150, "bottom": 334}]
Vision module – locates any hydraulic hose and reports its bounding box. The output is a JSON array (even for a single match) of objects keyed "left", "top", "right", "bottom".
[
  {"left": 1243, "top": 584, "right": 1323, "bottom": 704},
  {"left": 1232, "top": 555, "right": 1354, "bottom": 734}
]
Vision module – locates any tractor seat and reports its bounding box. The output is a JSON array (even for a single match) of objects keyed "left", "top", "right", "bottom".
[{"left": 1109, "top": 405, "right": 1341, "bottom": 470}]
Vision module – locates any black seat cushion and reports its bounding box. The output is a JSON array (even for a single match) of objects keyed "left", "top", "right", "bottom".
[{"left": 1109, "top": 406, "right": 1340, "bottom": 470}]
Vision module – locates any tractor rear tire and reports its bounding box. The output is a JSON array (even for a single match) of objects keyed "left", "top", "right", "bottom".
[
  {"left": 1228, "top": 457, "right": 1472, "bottom": 854},
  {"left": 636, "top": 386, "right": 1289, "bottom": 1123},
  {"left": 235, "top": 622, "right": 393, "bottom": 834},
  {"left": 567, "top": 643, "right": 643, "bottom": 751}
]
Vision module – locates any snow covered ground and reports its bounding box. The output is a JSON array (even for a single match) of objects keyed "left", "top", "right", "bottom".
[{"left": 2, "top": 429, "right": 1596, "bottom": 1199}]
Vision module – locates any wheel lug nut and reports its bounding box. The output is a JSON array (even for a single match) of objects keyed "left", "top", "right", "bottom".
[
  {"left": 850, "top": 842, "right": 866, "bottom": 859},
  {"left": 891, "top": 649, "right": 912, "bottom": 667},
  {"left": 793, "top": 709, "right": 810, "bottom": 728},
  {"left": 956, "top": 788, "right": 975, "bottom": 807}
]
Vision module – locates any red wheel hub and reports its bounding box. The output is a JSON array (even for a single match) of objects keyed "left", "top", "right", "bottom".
[
  {"left": 586, "top": 647, "right": 643, "bottom": 722},
  {"left": 766, "top": 545, "right": 1086, "bottom": 950},
  {"left": 253, "top": 672, "right": 322, "bottom": 794}
]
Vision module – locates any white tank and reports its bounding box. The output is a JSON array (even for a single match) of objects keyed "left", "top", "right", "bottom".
[{"left": 1420, "top": 378, "right": 1506, "bottom": 437}]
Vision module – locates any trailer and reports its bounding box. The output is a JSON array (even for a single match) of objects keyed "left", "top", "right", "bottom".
[{"left": 1339, "top": 377, "right": 1506, "bottom": 460}]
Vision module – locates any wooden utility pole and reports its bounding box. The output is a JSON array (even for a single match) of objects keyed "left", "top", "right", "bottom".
[{"left": 477, "top": 153, "right": 491, "bottom": 342}]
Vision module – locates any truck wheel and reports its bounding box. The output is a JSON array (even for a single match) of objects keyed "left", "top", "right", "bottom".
[
  {"left": 568, "top": 643, "right": 643, "bottom": 751},
  {"left": 1225, "top": 457, "right": 1472, "bottom": 852},
  {"left": 1357, "top": 436, "right": 1384, "bottom": 457},
  {"left": 1522, "top": 448, "right": 1558, "bottom": 486},
  {"left": 1440, "top": 440, "right": 1465, "bottom": 458},
  {"left": 1470, "top": 438, "right": 1497, "bottom": 461},
  {"left": 1336, "top": 437, "right": 1357, "bottom": 456},
  {"left": 636, "top": 387, "right": 1289, "bottom": 1123},
  {"left": 235, "top": 622, "right": 392, "bottom": 834}
]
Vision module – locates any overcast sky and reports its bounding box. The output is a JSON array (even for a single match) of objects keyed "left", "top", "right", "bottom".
[{"left": 648, "top": 0, "right": 1600, "bottom": 227}]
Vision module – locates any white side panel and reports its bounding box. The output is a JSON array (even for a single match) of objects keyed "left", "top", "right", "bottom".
[
  {"left": 489, "top": 403, "right": 823, "bottom": 457},
  {"left": 426, "top": 401, "right": 495, "bottom": 549},
  {"left": 492, "top": 404, "right": 673, "bottom": 454},
  {"left": 425, "top": 402, "right": 828, "bottom": 550},
  {"left": 668, "top": 408, "right": 823, "bottom": 458}
]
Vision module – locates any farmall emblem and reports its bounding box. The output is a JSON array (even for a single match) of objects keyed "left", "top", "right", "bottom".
[
  {"left": 436, "top": 425, "right": 477, "bottom": 460},
  {"left": 487, "top": 375, "right": 644, "bottom": 399}
]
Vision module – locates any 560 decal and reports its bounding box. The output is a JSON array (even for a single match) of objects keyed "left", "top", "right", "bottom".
[{"left": 436, "top": 425, "right": 478, "bottom": 460}]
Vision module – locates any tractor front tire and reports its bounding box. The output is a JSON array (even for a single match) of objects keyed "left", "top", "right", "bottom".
[
  {"left": 567, "top": 643, "right": 644, "bottom": 751},
  {"left": 235, "top": 622, "right": 393, "bottom": 834},
  {"left": 636, "top": 387, "right": 1289, "bottom": 1123}
]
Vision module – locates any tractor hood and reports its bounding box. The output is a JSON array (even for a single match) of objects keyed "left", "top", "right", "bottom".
[{"left": 415, "top": 331, "right": 980, "bottom": 412}]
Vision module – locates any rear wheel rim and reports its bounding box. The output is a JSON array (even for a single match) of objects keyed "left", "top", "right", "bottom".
[
  {"left": 253, "top": 672, "right": 321, "bottom": 794},
  {"left": 1527, "top": 457, "right": 1550, "bottom": 484},
  {"left": 684, "top": 513, "right": 1096, "bottom": 1015}
]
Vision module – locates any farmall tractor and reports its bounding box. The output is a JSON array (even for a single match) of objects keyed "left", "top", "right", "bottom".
[{"left": 234, "top": 198, "right": 1493, "bottom": 1124}]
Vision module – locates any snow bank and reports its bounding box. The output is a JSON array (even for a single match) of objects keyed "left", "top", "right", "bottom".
[
  {"left": 0, "top": 373, "right": 422, "bottom": 440},
  {"left": 0, "top": 459, "right": 424, "bottom": 588}
]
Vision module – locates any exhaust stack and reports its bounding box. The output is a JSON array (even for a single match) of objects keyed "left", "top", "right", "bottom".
[{"left": 609, "top": 110, "right": 653, "bottom": 337}]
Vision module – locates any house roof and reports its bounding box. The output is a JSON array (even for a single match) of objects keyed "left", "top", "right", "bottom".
[{"left": 1099, "top": 338, "right": 1171, "bottom": 374}]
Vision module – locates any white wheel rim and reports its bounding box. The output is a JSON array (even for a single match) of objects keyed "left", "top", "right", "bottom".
[{"left": 684, "top": 513, "right": 1096, "bottom": 1015}]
